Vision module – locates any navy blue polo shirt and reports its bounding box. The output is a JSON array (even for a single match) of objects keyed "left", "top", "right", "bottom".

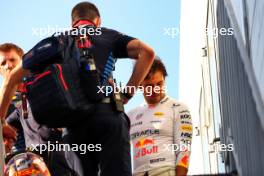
[
  {"left": 88, "top": 27, "right": 135, "bottom": 69},
  {"left": 88, "top": 27, "right": 136, "bottom": 83}
]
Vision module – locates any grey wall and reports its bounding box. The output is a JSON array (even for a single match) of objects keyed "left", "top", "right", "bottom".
[
  {"left": 245, "top": 0, "right": 264, "bottom": 102},
  {"left": 216, "top": 0, "right": 264, "bottom": 175}
]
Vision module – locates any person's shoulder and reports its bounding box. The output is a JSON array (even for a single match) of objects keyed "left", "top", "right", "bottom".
[
  {"left": 160, "top": 96, "right": 179, "bottom": 106},
  {"left": 100, "top": 27, "right": 115, "bottom": 31},
  {"left": 165, "top": 96, "right": 190, "bottom": 112},
  {"left": 100, "top": 27, "right": 120, "bottom": 35},
  {"left": 100, "top": 27, "right": 133, "bottom": 38},
  {"left": 127, "top": 104, "right": 146, "bottom": 118}
]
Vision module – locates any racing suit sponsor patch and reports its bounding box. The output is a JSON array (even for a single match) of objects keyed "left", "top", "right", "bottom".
[
  {"left": 136, "top": 113, "right": 143, "bottom": 120},
  {"left": 131, "top": 121, "right": 143, "bottom": 127},
  {"left": 134, "top": 138, "right": 158, "bottom": 159},
  {"left": 154, "top": 112, "right": 164, "bottom": 117},
  {"left": 181, "top": 132, "right": 192, "bottom": 139},
  {"left": 150, "top": 158, "right": 166, "bottom": 164},
  {"left": 180, "top": 114, "right": 191, "bottom": 119},
  {"left": 178, "top": 155, "right": 189, "bottom": 168},
  {"left": 181, "top": 125, "right": 192, "bottom": 132},
  {"left": 130, "top": 129, "right": 160, "bottom": 140}
]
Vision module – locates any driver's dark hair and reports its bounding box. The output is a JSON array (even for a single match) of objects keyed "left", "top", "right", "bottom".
[
  {"left": 71, "top": 2, "right": 100, "bottom": 22},
  {"left": 144, "top": 56, "right": 168, "bottom": 80}
]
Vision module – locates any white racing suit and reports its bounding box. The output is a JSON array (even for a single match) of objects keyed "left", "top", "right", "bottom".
[{"left": 128, "top": 96, "right": 192, "bottom": 176}]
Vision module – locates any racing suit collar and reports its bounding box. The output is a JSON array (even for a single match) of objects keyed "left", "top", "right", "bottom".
[
  {"left": 146, "top": 95, "right": 169, "bottom": 108},
  {"left": 159, "top": 95, "right": 170, "bottom": 104}
]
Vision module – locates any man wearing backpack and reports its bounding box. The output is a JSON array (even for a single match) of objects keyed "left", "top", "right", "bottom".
[{"left": 0, "top": 2, "right": 155, "bottom": 176}]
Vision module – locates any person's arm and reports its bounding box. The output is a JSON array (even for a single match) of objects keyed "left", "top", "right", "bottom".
[
  {"left": 3, "top": 124, "right": 16, "bottom": 153},
  {"left": 6, "top": 108, "right": 21, "bottom": 131},
  {"left": 2, "top": 122, "right": 16, "bottom": 141},
  {"left": 125, "top": 39, "right": 155, "bottom": 96},
  {"left": 112, "top": 31, "right": 155, "bottom": 102},
  {"left": 174, "top": 103, "right": 192, "bottom": 176},
  {"left": 3, "top": 105, "right": 21, "bottom": 142},
  {"left": 2, "top": 115, "right": 17, "bottom": 152},
  {"left": 0, "top": 61, "right": 28, "bottom": 120}
]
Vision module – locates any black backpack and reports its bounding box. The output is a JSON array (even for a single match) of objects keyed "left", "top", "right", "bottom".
[{"left": 23, "top": 33, "right": 104, "bottom": 127}]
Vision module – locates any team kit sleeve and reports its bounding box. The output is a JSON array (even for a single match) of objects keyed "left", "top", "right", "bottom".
[
  {"left": 173, "top": 104, "right": 193, "bottom": 169},
  {"left": 112, "top": 31, "right": 136, "bottom": 58},
  {"left": 6, "top": 108, "right": 21, "bottom": 130}
]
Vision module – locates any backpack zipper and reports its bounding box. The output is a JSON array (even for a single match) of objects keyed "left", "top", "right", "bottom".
[{"left": 55, "top": 64, "right": 68, "bottom": 91}]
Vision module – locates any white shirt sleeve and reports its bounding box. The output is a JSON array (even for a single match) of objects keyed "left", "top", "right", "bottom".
[{"left": 173, "top": 103, "right": 192, "bottom": 169}]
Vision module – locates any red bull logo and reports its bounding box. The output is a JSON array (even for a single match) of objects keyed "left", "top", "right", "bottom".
[
  {"left": 134, "top": 138, "right": 158, "bottom": 159},
  {"left": 134, "top": 138, "right": 155, "bottom": 148}
]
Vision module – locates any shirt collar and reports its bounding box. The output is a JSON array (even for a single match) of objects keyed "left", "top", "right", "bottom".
[
  {"left": 72, "top": 20, "right": 96, "bottom": 28},
  {"left": 145, "top": 95, "right": 169, "bottom": 108}
]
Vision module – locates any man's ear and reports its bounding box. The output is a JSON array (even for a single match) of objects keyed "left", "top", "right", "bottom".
[
  {"left": 71, "top": 19, "right": 77, "bottom": 27},
  {"left": 94, "top": 17, "right": 101, "bottom": 27}
]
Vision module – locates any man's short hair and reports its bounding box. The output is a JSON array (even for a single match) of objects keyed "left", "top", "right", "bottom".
[
  {"left": 144, "top": 56, "right": 168, "bottom": 80},
  {"left": 0, "top": 43, "right": 24, "bottom": 57},
  {"left": 71, "top": 2, "right": 100, "bottom": 22}
]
